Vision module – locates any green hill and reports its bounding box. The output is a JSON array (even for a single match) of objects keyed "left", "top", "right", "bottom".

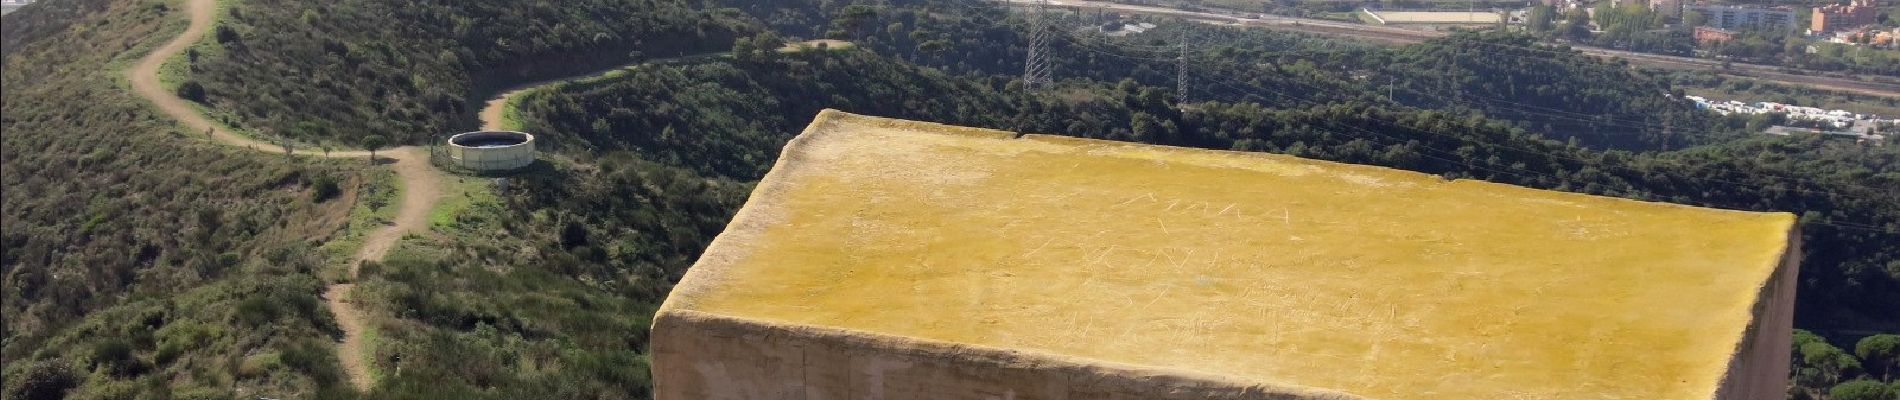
[
  {"left": 168, "top": 0, "right": 751, "bottom": 146},
  {"left": 3, "top": 0, "right": 361, "bottom": 397}
]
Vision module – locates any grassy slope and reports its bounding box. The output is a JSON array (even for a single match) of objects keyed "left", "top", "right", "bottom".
[{"left": 1, "top": 0, "right": 366, "bottom": 398}]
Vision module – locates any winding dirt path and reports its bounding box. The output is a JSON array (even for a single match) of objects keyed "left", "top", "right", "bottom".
[
  {"left": 130, "top": 0, "right": 848, "bottom": 384},
  {"left": 475, "top": 39, "right": 852, "bottom": 130},
  {"left": 127, "top": 0, "right": 442, "bottom": 390}
]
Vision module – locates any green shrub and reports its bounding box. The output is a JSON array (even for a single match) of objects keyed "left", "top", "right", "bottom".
[
  {"left": 1830, "top": 379, "right": 1896, "bottom": 400},
  {"left": 87, "top": 339, "right": 144, "bottom": 377},
  {"left": 232, "top": 296, "right": 280, "bottom": 326},
  {"left": 311, "top": 176, "right": 342, "bottom": 202},
  {"left": 5, "top": 361, "right": 78, "bottom": 400},
  {"left": 176, "top": 81, "right": 207, "bottom": 103}
]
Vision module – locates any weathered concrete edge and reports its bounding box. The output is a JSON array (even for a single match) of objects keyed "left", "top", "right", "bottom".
[
  {"left": 654, "top": 108, "right": 1360, "bottom": 396},
  {"left": 1708, "top": 223, "right": 1801, "bottom": 400},
  {"left": 661, "top": 109, "right": 1022, "bottom": 313},
  {"left": 664, "top": 108, "right": 841, "bottom": 312},
  {"left": 655, "top": 308, "right": 1368, "bottom": 399}
]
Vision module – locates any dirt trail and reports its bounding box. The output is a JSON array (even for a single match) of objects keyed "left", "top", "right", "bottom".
[
  {"left": 127, "top": 0, "right": 442, "bottom": 390},
  {"left": 475, "top": 40, "right": 849, "bottom": 131},
  {"left": 131, "top": 0, "right": 842, "bottom": 384}
]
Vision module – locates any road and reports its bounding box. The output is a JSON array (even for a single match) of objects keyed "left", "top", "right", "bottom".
[
  {"left": 127, "top": 0, "right": 443, "bottom": 390},
  {"left": 1016, "top": 0, "right": 1900, "bottom": 97}
]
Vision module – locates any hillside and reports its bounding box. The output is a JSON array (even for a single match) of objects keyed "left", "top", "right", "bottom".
[
  {"left": 3, "top": 0, "right": 1896, "bottom": 398},
  {"left": 509, "top": 11, "right": 1899, "bottom": 395},
  {"left": 2, "top": 0, "right": 362, "bottom": 397},
  {"left": 166, "top": 0, "right": 752, "bottom": 146},
  {"left": 706, "top": 0, "right": 1746, "bottom": 150},
  {"left": 519, "top": 46, "right": 1900, "bottom": 334}
]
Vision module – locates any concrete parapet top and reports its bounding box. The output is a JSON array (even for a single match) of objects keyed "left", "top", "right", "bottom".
[{"left": 661, "top": 109, "right": 1797, "bottom": 399}]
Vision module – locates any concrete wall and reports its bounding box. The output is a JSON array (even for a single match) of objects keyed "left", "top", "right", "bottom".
[
  {"left": 1712, "top": 231, "right": 1799, "bottom": 400},
  {"left": 654, "top": 241, "right": 1800, "bottom": 400},
  {"left": 448, "top": 131, "right": 535, "bottom": 171},
  {"left": 651, "top": 310, "right": 1360, "bottom": 400}
]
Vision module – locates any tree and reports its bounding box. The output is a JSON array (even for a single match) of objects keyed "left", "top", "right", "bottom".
[
  {"left": 361, "top": 135, "right": 386, "bottom": 163},
  {"left": 1561, "top": 9, "right": 1593, "bottom": 41},
  {"left": 215, "top": 25, "right": 240, "bottom": 45},
  {"left": 1803, "top": 340, "right": 1865, "bottom": 386},
  {"left": 734, "top": 31, "right": 785, "bottom": 61},
  {"left": 1857, "top": 334, "right": 1900, "bottom": 381},
  {"left": 1831, "top": 380, "right": 1896, "bottom": 400},
  {"left": 1528, "top": 5, "right": 1557, "bottom": 33},
  {"left": 89, "top": 339, "right": 144, "bottom": 377},
  {"left": 1684, "top": 10, "right": 1708, "bottom": 26},
  {"left": 5, "top": 361, "right": 76, "bottom": 400}
]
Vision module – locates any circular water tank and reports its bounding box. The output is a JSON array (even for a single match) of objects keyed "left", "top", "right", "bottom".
[{"left": 447, "top": 131, "right": 536, "bottom": 171}]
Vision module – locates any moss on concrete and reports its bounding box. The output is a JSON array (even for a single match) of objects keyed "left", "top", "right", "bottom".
[{"left": 662, "top": 110, "right": 1797, "bottom": 399}]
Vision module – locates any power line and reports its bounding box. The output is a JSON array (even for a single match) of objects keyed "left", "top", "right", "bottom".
[
  {"left": 1027, "top": 26, "right": 1896, "bottom": 226},
  {"left": 1176, "top": 28, "right": 1193, "bottom": 106},
  {"left": 980, "top": 0, "right": 1900, "bottom": 231},
  {"left": 1044, "top": 21, "right": 1897, "bottom": 194},
  {"left": 1195, "top": 75, "right": 1896, "bottom": 233},
  {"left": 964, "top": 0, "right": 1899, "bottom": 207},
  {"left": 1197, "top": 57, "right": 1898, "bottom": 196}
]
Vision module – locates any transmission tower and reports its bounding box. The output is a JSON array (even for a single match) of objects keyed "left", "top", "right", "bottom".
[
  {"left": 1021, "top": 0, "right": 1054, "bottom": 89},
  {"left": 1176, "top": 28, "right": 1192, "bottom": 106}
]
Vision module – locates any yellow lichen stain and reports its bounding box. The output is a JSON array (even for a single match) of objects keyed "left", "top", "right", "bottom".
[{"left": 675, "top": 111, "right": 1796, "bottom": 400}]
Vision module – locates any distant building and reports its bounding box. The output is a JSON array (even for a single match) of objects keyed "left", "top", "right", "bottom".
[
  {"left": 1696, "top": 26, "right": 1737, "bottom": 44},
  {"left": 1688, "top": 4, "right": 1796, "bottom": 31},
  {"left": 1812, "top": 0, "right": 1878, "bottom": 33},
  {"left": 1834, "top": 29, "right": 1896, "bottom": 46}
]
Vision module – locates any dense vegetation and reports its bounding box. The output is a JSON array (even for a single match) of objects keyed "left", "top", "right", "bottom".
[
  {"left": 1793, "top": 331, "right": 1900, "bottom": 400},
  {"left": 2, "top": 0, "right": 361, "bottom": 398},
  {"left": 715, "top": 0, "right": 1748, "bottom": 150},
  {"left": 4, "top": 0, "right": 1895, "bottom": 398},
  {"left": 345, "top": 158, "right": 747, "bottom": 399},
  {"left": 173, "top": 0, "right": 754, "bottom": 146}
]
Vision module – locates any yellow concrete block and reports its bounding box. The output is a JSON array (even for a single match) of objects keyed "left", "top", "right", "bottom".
[{"left": 655, "top": 110, "right": 1798, "bottom": 400}]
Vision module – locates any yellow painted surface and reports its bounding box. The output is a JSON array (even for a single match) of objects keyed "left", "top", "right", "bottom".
[{"left": 666, "top": 110, "right": 1796, "bottom": 399}]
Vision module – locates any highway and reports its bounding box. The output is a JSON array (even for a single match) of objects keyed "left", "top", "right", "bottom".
[{"left": 1007, "top": 0, "right": 1900, "bottom": 97}]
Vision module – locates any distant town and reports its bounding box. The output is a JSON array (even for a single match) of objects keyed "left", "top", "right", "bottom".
[{"left": 1363, "top": 0, "right": 1894, "bottom": 50}]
